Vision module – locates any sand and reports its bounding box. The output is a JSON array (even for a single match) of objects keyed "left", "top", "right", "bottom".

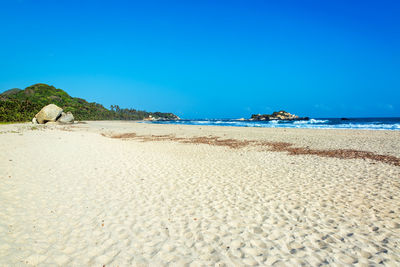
[{"left": 1, "top": 121, "right": 400, "bottom": 266}]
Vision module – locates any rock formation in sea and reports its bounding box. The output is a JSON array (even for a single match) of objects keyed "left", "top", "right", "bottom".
[{"left": 250, "top": 110, "right": 309, "bottom": 121}]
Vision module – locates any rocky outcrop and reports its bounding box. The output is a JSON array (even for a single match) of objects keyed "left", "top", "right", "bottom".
[
  {"left": 33, "top": 104, "right": 74, "bottom": 124},
  {"left": 143, "top": 114, "right": 181, "bottom": 121},
  {"left": 35, "top": 104, "right": 63, "bottom": 124},
  {"left": 58, "top": 112, "right": 74, "bottom": 124},
  {"left": 250, "top": 111, "right": 309, "bottom": 121},
  {"left": 143, "top": 115, "right": 156, "bottom": 121}
]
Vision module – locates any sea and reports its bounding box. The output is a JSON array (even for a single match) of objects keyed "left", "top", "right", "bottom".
[{"left": 145, "top": 117, "right": 400, "bottom": 130}]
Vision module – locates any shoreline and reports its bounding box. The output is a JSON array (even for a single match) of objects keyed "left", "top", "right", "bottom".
[
  {"left": 2, "top": 118, "right": 400, "bottom": 131},
  {"left": 1, "top": 121, "right": 400, "bottom": 266},
  {"left": 140, "top": 117, "right": 400, "bottom": 131}
]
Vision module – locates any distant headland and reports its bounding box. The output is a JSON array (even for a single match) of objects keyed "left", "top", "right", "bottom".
[
  {"left": 0, "top": 83, "right": 179, "bottom": 123},
  {"left": 250, "top": 110, "right": 309, "bottom": 121}
]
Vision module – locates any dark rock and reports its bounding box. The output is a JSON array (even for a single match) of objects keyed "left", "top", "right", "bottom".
[{"left": 250, "top": 110, "right": 309, "bottom": 121}]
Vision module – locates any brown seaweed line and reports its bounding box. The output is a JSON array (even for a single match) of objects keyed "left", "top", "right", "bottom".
[{"left": 102, "top": 133, "right": 400, "bottom": 167}]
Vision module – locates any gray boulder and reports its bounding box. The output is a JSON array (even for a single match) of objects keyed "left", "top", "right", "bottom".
[
  {"left": 34, "top": 104, "right": 63, "bottom": 124},
  {"left": 58, "top": 112, "right": 74, "bottom": 124}
]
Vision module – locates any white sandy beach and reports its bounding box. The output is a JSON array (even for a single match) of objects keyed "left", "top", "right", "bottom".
[{"left": 1, "top": 121, "right": 400, "bottom": 266}]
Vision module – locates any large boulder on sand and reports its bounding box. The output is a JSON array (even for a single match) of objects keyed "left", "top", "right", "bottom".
[
  {"left": 58, "top": 112, "right": 74, "bottom": 124},
  {"left": 34, "top": 104, "right": 63, "bottom": 124}
]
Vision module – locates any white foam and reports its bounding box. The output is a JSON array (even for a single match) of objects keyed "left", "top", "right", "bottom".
[
  {"left": 147, "top": 119, "right": 400, "bottom": 131},
  {"left": 293, "top": 119, "right": 328, "bottom": 124}
]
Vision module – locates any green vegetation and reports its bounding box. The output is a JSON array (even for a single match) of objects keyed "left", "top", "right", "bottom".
[{"left": 0, "top": 83, "right": 178, "bottom": 122}]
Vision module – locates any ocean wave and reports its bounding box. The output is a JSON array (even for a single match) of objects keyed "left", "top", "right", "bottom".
[
  {"left": 147, "top": 119, "right": 400, "bottom": 130},
  {"left": 293, "top": 119, "right": 328, "bottom": 124},
  {"left": 287, "top": 123, "right": 400, "bottom": 130},
  {"left": 333, "top": 123, "right": 400, "bottom": 130}
]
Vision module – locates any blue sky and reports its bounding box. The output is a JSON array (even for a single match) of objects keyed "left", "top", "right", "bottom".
[{"left": 1, "top": 0, "right": 399, "bottom": 118}]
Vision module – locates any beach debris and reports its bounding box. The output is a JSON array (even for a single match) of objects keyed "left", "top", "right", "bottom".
[
  {"left": 33, "top": 104, "right": 74, "bottom": 124},
  {"left": 103, "top": 132, "right": 400, "bottom": 166}
]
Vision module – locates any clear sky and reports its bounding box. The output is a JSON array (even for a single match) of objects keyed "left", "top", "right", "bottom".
[{"left": 1, "top": 0, "right": 399, "bottom": 118}]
